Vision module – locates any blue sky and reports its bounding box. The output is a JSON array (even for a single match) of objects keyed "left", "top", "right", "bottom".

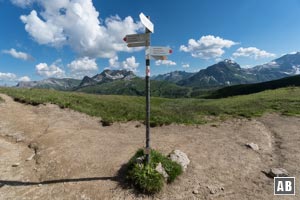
[{"left": 1, "top": 0, "right": 300, "bottom": 85}]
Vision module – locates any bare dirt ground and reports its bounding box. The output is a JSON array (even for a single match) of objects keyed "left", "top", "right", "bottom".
[{"left": 0, "top": 93, "right": 300, "bottom": 200}]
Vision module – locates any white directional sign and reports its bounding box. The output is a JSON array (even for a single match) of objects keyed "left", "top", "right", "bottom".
[
  {"left": 139, "top": 12, "right": 154, "bottom": 33},
  {"left": 123, "top": 33, "right": 149, "bottom": 43},
  {"left": 146, "top": 46, "right": 172, "bottom": 56},
  {"left": 127, "top": 42, "right": 148, "bottom": 47}
]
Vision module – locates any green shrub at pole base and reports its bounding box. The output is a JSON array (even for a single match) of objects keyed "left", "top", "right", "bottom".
[{"left": 125, "top": 149, "right": 183, "bottom": 194}]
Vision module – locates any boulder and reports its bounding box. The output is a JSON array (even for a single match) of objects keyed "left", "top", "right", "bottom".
[{"left": 169, "top": 150, "right": 190, "bottom": 171}]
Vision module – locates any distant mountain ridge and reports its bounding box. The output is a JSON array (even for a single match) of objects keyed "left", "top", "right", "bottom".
[
  {"left": 177, "top": 59, "right": 257, "bottom": 87},
  {"left": 78, "top": 69, "right": 136, "bottom": 88},
  {"left": 16, "top": 78, "right": 81, "bottom": 90},
  {"left": 152, "top": 71, "right": 194, "bottom": 83},
  {"left": 174, "top": 52, "right": 300, "bottom": 88},
  {"left": 248, "top": 52, "right": 300, "bottom": 82},
  {"left": 15, "top": 52, "right": 300, "bottom": 96}
]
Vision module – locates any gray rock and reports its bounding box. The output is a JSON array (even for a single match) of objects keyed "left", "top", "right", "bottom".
[
  {"left": 169, "top": 150, "right": 190, "bottom": 171},
  {"left": 246, "top": 143, "right": 259, "bottom": 151},
  {"left": 135, "top": 156, "right": 145, "bottom": 164},
  {"left": 155, "top": 162, "right": 169, "bottom": 181},
  {"left": 268, "top": 168, "right": 289, "bottom": 178},
  {"left": 192, "top": 189, "right": 199, "bottom": 194},
  {"left": 26, "top": 154, "right": 35, "bottom": 161},
  {"left": 12, "top": 163, "right": 20, "bottom": 167}
]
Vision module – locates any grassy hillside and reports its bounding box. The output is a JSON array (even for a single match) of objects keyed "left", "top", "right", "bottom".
[
  {"left": 0, "top": 87, "right": 300, "bottom": 125},
  {"left": 76, "top": 78, "right": 191, "bottom": 98},
  {"left": 207, "top": 75, "right": 300, "bottom": 99}
]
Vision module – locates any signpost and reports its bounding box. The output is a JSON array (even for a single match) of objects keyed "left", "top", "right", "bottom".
[
  {"left": 147, "top": 46, "right": 172, "bottom": 56},
  {"left": 124, "top": 13, "right": 172, "bottom": 164}
]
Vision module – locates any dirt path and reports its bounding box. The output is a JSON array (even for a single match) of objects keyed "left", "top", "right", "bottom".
[{"left": 0, "top": 93, "right": 299, "bottom": 200}]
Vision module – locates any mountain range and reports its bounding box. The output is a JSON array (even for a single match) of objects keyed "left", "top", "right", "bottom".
[{"left": 16, "top": 52, "right": 300, "bottom": 97}]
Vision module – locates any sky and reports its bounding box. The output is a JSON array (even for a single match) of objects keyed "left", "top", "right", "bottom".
[{"left": 0, "top": 0, "right": 300, "bottom": 85}]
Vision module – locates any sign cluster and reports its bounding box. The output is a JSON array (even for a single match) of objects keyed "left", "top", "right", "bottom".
[{"left": 123, "top": 13, "right": 172, "bottom": 60}]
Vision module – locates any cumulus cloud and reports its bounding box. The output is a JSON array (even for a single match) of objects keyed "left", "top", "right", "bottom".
[
  {"left": 182, "top": 63, "right": 190, "bottom": 68},
  {"left": 122, "top": 56, "right": 139, "bottom": 71},
  {"left": 233, "top": 47, "right": 276, "bottom": 59},
  {"left": 0, "top": 72, "right": 31, "bottom": 83},
  {"left": 180, "top": 35, "right": 237, "bottom": 59},
  {"left": 2, "top": 48, "right": 33, "bottom": 61},
  {"left": 67, "top": 57, "right": 98, "bottom": 78},
  {"left": 18, "top": 76, "right": 31, "bottom": 82},
  {"left": 10, "top": 0, "right": 34, "bottom": 8},
  {"left": 18, "top": 0, "right": 143, "bottom": 58},
  {"left": 36, "top": 61, "right": 65, "bottom": 78},
  {"left": 155, "top": 60, "right": 177, "bottom": 66},
  {"left": 0, "top": 72, "right": 17, "bottom": 81},
  {"left": 108, "top": 56, "right": 139, "bottom": 72}
]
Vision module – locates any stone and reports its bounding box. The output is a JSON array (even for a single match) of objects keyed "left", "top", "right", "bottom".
[
  {"left": 16, "top": 135, "right": 25, "bottom": 143},
  {"left": 268, "top": 168, "right": 289, "bottom": 178},
  {"left": 12, "top": 163, "right": 20, "bottom": 167},
  {"left": 135, "top": 156, "right": 145, "bottom": 164},
  {"left": 169, "top": 150, "right": 190, "bottom": 171},
  {"left": 246, "top": 143, "right": 259, "bottom": 151},
  {"left": 26, "top": 154, "right": 35, "bottom": 161},
  {"left": 192, "top": 189, "right": 199, "bottom": 194},
  {"left": 155, "top": 162, "right": 169, "bottom": 181}
]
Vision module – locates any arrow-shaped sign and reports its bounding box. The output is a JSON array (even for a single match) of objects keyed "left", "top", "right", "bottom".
[
  {"left": 127, "top": 42, "right": 149, "bottom": 47},
  {"left": 146, "top": 46, "right": 172, "bottom": 56},
  {"left": 139, "top": 13, "right": 154, "bottom": 33},
  {"left": 123, "top": 33, "right": 150, "bottom": 44}
]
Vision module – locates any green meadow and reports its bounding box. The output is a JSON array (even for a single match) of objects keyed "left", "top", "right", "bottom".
[{"left": 0, "top": 86, "right": 300, "bottom": 126}]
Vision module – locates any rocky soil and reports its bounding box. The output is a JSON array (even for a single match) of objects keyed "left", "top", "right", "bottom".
[{"left": 0, "top": 93, "right": 299, "bottom": 200}]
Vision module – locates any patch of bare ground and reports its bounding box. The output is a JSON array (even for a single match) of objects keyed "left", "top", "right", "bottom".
[{"left": 0, "top": 93, "right": 299, "bottom": 199}]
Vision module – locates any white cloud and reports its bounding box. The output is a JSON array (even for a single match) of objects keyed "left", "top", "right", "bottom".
[
  {"left": 180, "top": 35, "right": 237, "bottom": 59},
  {"left": 20, "top": 10, "right": 66, "bottom": 46},
  {"left": 0, "top": 72, "right": 17, "bottom": 81},
  {"left": 108, "top": 56, "right": 139, "bottom": 72},
  {"left": 36, "top": 62, "right": 65, "bottom": 78},
  {"left": 0, "top": 72, "right": 31, "bottom": 84},
  {"left": 182, "top": 63, "right": 190, "bottom": 68},
  {"left": 67, "top": 57, "right": 98, "bottom": 78},
  {"left": 2, "top": 48, "right": 33, "bottom": 61},
  {"left": 19, "top": 0, "right": 143, "bottom": 58},
  {"left": 122, "top": 56, "right": 139, "bottom": 71},
  {"left": 18, "top": 76, "right": 31, "bottom": 82},
  {"left": 233, "top": 47, "right": 276, "bottom": 59},
  {"left": 10, "top": 0, "right": 34, "bottom": 8},
  {"left": 155, "top": 60, "right": 177, "bottom": 66}
]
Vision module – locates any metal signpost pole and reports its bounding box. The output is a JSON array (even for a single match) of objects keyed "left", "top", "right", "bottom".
[
  {"left": 124, "top": 13, "right": 171, "bottom": 164},
  {"left": 145, "top": 16, "right": 151, "bottom": 164}
]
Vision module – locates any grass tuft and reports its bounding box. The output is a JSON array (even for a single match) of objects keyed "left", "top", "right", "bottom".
[{"left": 125, "top": 149, "right": 182, "bottom": 194}]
